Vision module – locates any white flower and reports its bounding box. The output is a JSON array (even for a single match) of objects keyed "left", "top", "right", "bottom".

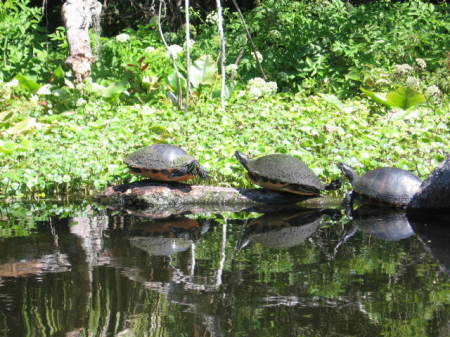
[
  {"left": 248, "top": 77, "right": 266, "bottom": 87},
  {"left": 226, "top": 64, "right": 238, "bottom": 73},
  {"left": 415, "top": 58, "right": 427, "bottom": 70},
  {"left": 246, "top": 77, "right": 277, "bottom": 98},
  {"left": 248, "top": 86, "right": 263, "bottom": 98},
  {"left": 252, "top": 51, "right": 263, "bottom": 63},
  {"left": 265, "top": 81, "right": 278, "bottom": 94},
  {"left": 393, "top": 64, "right": 413, "bottom": 76},
  {"left": 375, "top": 78, "right": 390, "bottom": 85},
  {"left": 37, "top": 84, "right": 52, "bottom": 95},
  {"left": 4, "top": 79, "right": 19, "bottom": 88},
  {"left": 167, "top": 44, "right": 183, "bottom": 58},
  {"left": 145, "top": 46, "right": 156, "bottom": 53},
  {"left": 425, "top": 85, "right": 442, "bottom": 97},
  {"left": 116, "top": 33, "right": 130, "bottom": 42},
  {"left": 76, "top": 98, "right": 87, "bottom": 106},
  {"left": 183, "top": 40, "right": 195, "bottom": 50},
  {"left": 205, "top": 12, "right": 218, "bottom": 24},
  {"left": 405, "top": 76, "right": 420, "bottom": 89}
]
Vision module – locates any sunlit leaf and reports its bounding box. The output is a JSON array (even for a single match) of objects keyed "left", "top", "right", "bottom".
[
  {"left": 167, "top": 72, "right": 186, "bottom": 92},
  {"left": 361, "top": 88, "right": 390, "bottom": 107},
  {"left": 386, "top": 87, "right": 426, "bottom": 110},
  {"left": 15, "top": 74, "right": 40, "bottom": 93},
  {"left": 189, "top": 55, "right": 217, "bottom": 88},
  {"left": 53, "top": 66, "right": 65, "bottom": 79},
  {"left": 6, "top": 117, "right": 37, "bottom": 136}
]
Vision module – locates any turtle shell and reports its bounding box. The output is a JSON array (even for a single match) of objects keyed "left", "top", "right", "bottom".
[
  {"left": 125, "top": 144, "right": 203, "bottom": 181},
  {"left": 243, "top": 154, "right": 326, "bottom": 195},
  {"left": 352, "top": 167, "right": 422, "bottom": 206}
]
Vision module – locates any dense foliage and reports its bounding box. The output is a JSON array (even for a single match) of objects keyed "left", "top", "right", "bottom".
[{"left": 0, "top": 0, "right": 449, "bottom": 198}]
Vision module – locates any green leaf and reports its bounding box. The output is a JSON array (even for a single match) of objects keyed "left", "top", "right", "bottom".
[
  {"left": 89, "top": 80, "right": 128, "bottom": 98},
  {"left": 53, "top": 66, "right": 65, "bottom": 79},
  {"left": 6, "top": 117, "right": 37, "bottom": 136},
  {"left": 189, "top": 55, "right": 217, "bottom": 88},
  {"left": 361, "top": 88, "right": 390, "bottom": 107},
  {"left": 167, "top": 72, "right": 186, "bottom": 92},
  {"left": 386, "top": 87, "right": 426, "bottom": 110},
  {"left": 15, "top": 74, "right": 40, "bottom": 93},
  {"left": 0, "top": 111, "right": 13, "bottom": 123}
]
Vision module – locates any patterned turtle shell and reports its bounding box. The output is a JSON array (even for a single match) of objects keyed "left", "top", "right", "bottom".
[
  {"left": 125, "top": 144, "right": 208, "bottom": 181},
  {"left": 235, "top": 151, "right": 340, "bottom": 196}
]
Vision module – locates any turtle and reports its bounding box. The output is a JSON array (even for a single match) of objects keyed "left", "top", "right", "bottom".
[
  {"left": 125, "top": 144, "right": 208, "bottom": 182},
  {"left": 337, "top": 162, "right": 422, "bottom": 208},
  {"left": 234, "top": 151, "right": 341, "bottom": 196}
]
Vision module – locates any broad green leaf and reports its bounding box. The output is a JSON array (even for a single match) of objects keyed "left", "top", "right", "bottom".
[
  {"left": 167, "top": 72, "right": 186, "bottom": 92},
  {"left": 6, "top": 117, "right": 37, "bottom": 136},
  {"left": 189, "top": 55, "right": 217, "bottom": 88},
  {"left": 101, "top": 80, "right": 128, "bottom": 98},
  {"left": 0, "top": 111, "right": 13, "bottom": 123},
  {"left": 89, "top": 80, "right": 128, "bottom": 97},
  {"left": 53, "top": 66, "right": 65, "bottom": 79},
  {"left": 386, "top": 87, "right": 426, "bottom": 110},
  {"left": 361, "top": 88, "right": 389, "bottom": 107},
  {"left": 345, "top": 69, "right": 362, "bottom": 82},
  {"left": 15, "top": 74, "right": 40, "bottom": 93}
]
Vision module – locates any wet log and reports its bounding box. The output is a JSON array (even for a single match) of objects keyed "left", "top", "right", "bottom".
[
  {"left": 95, "top": 180, "right": 341, "bottom": 216},
  {"left": 408, "top": 158, "right": 450, "bottom": 210}
]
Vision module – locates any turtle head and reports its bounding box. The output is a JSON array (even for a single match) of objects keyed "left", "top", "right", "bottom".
[
  {"left": 325, "top": 179, "right": 342, "bottom": 191},
  {"left": 234, "top": 151, "right": 250, "bottom": 170},
  {"left": 189, "top": 161, "right": 209, "bottom": 180},
  {"left": 337, "top": 162, "right": 357, "bottom": 182}
]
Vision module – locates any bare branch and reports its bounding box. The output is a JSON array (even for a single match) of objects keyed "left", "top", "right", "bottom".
[
  {"left": 185, "top": 0, "right": 191, "bottom": 112},
  {"left": 216, "top": 0, "right": 226, "bottom": 110},
  {"left": 230, "top": 0, "right": 267, "bottom": 80},
  {"left": 158, "top": 0, "right": 183, "bottom": 109}
]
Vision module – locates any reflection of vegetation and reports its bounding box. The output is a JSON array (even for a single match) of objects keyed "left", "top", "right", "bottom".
[
  {"left": 0, "top": 212, "right": 449, "bottom": 336},
  {"left": 0, "top": 200, "right": 90, "bottom": 237}
]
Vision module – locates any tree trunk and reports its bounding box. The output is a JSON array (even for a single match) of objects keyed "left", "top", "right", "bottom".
[
  {"left": 61, "top": 0, "right": 102, "bottom": 83},
  {"left": 408, "top": 158, "right": 450, "bottom": 210}
]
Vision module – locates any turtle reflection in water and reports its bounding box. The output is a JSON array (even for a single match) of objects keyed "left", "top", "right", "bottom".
[
  {"left": 239, "top": 209, "right": 341, "bottom": 249},
  {"left": 129, "top": 217, "right": 210, "bottom": 256},
  {"left": 351, "top": 206, "right": 415, "bottom": 241}
]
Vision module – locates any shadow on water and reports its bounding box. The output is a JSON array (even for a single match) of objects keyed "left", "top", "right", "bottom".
[{"left": 0, "top": 202, "right": 449, "bottom": 337}]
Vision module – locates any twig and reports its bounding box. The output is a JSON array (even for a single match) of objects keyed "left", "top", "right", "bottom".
[
  {"left": 158, "top": 0, "right": 183, "bottom": 109},
  {"left": 230, "top": 0, "right": 267, "bottom": 80},
  {"left": 184, "top": 0, "right": 191, "bottom": 112},
  {"left": 216, "top": 0, "right": 227, "bottom": 110}
]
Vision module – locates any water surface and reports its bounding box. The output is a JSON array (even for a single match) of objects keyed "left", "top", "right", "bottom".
[{"left": 0, "top": 204, "right": 449, "bottom": 337}]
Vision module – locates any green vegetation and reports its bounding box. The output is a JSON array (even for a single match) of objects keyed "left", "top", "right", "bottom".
[{"left": 0, "top": 0, "right": 449, "bottom": 198}]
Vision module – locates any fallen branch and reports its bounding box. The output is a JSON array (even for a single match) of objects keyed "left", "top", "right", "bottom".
[{"left": 94, "top": 181, "right": 341, "bottom": 217}]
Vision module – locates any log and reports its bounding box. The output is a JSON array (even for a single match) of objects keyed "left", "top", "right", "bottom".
[
  {"left": 94, "top": 180, "right": 342, "bottom": 217},
  {"left": 408, "top": 158, "right": 450, "bottom": 210}
]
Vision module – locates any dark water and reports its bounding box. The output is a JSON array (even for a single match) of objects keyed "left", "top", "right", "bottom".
[{"left": 0, "top": 204, "right": 449, "bottom": 337}]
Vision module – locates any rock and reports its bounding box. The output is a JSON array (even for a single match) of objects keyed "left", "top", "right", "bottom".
[{"left": 408, "top": 158, "right": 450, "bottom": 210}]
